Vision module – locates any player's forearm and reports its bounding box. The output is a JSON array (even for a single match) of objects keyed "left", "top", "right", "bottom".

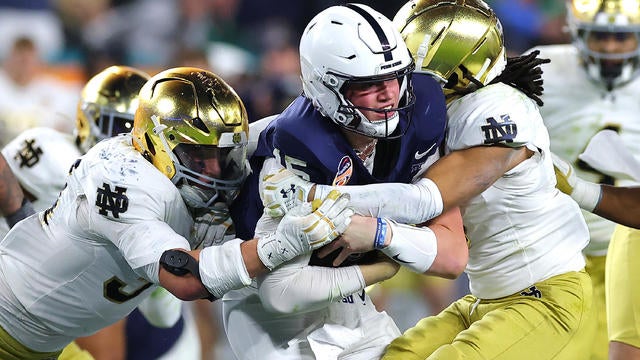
[
  {"left": 259, "top": 264, "right": 366, "bottom": 314},
  {"left": 424, "top": 145, "right": 522, "bottom": 211},
  {"left": 241, "top": 238, "right": 269, "bottom": 277},
  {"left": 159, "top": 240, "right": 253, "bottom": 301},
  {"left": 595, "top": 185, "right": 640, "bottom": 229},
  {"left": 314, "top": 178, "right": 443, "bottom": 224}
]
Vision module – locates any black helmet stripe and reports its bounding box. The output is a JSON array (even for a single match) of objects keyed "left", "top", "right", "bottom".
[{"left": 344, "top": 3, "right": 392, "bottom": 62}]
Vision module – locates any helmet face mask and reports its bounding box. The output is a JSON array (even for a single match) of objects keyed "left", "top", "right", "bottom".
[
  {"left": 393, "top": 0, "right": 507, "bottom": 99},
  {"left": 132, "top": 67, "right": 249, "bottom": 210},
  {"left": 299, "top": 3, "right": 416, "bottom": 139},
  {"left": 567, "top": 0, "right": 640, "bottom": 89},
  {"left": 76, "top": 66, "right": 149, "bottom": 153}
]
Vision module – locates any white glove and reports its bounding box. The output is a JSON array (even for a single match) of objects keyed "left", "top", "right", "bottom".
[
  {"left": 192, "top": 203, "right": 235, "bottom": 249},
  {"left": 257, "top": 190, "right": 354, "bottom": 270},
  {"left": 552, "top": 152, "right": 602, "bottom": 212},
  {"left": 261, "top": 168, "right": 315, "bottom": 217}
]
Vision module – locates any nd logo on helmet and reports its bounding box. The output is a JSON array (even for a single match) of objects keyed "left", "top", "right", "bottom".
[{"left": 232, "top": 133, "right": 242, "bottom": 144}]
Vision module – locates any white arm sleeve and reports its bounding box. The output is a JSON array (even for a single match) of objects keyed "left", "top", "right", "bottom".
[
  {"left": 314, "top": 177, "right": 443, "bottom": 224},
  {"left": 136, "top": 287, "right": 183, "bottom": 328},
  {"left": 257, "top": 256, "right": 366, "bottom": 314}
]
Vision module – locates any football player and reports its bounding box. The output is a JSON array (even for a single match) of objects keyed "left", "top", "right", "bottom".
[
  {"left": 261, "top": 1, "right": 593, "bottom": 359},
  {"left": 0, "top": 67, "right": 351, "bottom": 360},
  {"left": 528, "top": 1, "right": 640, "bottom": 358},
  {"left": 0, "top": 65, "right": 201, "bottom": 360},
  {"left": 223, "top": 4, "right": 468, "bottom": 359}
]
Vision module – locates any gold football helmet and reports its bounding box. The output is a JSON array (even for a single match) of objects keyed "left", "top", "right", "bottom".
[
  {"left": 393, "top": 0, "right": 506, "bottom": 98},
  {"left": 132, "top": 67, "right": 249, "bottom": 209},
  {"left": 567, "top": 0, "right": 640, "bottom": 89},
  {"left": 76, "top": 65, "right": 150, "bottom": 153}
]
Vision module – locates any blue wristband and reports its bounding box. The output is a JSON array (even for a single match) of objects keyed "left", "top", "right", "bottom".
[{"left": 374, "top": 218, "right": 387, "bottom": 250}]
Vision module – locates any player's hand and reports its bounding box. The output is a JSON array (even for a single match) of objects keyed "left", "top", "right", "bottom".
[
  {"left": 317, "top": 215, "right": 378, "bottom": 266},
  {"left": 260, "top": 168, "right": 315, "bottom": 217},
  {"left": 552, "top": 152, "right": 576, "bottom": 196},
  {"left": 192, "top": 203, "right": 235, "bottom": 249},
  {"left": 551, "top": 152, "right": 602, "bottom": 211},
  {"left": 257, "top": 190, "right": 354, "bottom": 270}
]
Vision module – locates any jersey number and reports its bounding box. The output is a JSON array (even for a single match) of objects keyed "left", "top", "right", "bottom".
[
  {"left": 103, "top": 276, "right": 152, "bottom": 303},
  {"left": 273, "top": 148, "right": 310, "bottom": 180}
]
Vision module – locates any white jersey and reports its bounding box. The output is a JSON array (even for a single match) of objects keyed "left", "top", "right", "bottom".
[
  {"left": 531, "top": 44, "right": 640, "bottom": 256},
  {"left": 0, "top": 127, "right": 81, "bottom": 237},
  {"left": 0, "top": 135, "right": 194, "bottom": 352},
  {"left": 446, "top": 82, "right": 589, "bottom": 299}
]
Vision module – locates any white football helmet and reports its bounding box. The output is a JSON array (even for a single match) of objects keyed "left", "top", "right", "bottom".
[
  {"left": 567, "top": 0, "right": 640, "bottom": 89},
  {"left": 299, "top": 3, "right": 415, "bottom": 139}
]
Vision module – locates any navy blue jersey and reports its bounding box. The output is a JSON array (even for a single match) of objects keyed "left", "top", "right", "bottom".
[{"left": 232, "top": 73, "right": 447, "bottom": 254}]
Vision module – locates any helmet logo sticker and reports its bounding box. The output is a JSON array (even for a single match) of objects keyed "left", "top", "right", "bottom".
[{"left": 332, "top": 155, "right": 353, "bottom": 186}]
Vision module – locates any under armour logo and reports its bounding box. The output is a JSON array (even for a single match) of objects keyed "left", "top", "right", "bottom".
[
  {"left": 280, "top": 184, "right": 296, "bottom": 198},
  {"left": 520, "top": 286, "right": 542, "bottom": 298},
  {"left": 14, "top": 138, "right": 43, "bottom": 168},
  {"left": 96, "top": 183, "right": 129, "bottom": 218},
  {"left": 481, "top": 114, "right": 517, "bottom": 144}
]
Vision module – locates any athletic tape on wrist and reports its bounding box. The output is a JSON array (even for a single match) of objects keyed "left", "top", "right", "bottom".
[
  {"left": 572, "top": 180, "right": 602, "bottom": 212},
  {"left": 199, "top": 238, "right": 252, "bottom": 299}
]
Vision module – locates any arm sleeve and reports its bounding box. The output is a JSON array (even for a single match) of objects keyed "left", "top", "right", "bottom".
[
  {"left": 257, "top": 256, "right": 366, "bottom": 314},
  {"left": 136, "top": 287, "right": 183, "bottom": 328},
  {"left": 314, "top": 177, "right": 443, "bottom": 224}
]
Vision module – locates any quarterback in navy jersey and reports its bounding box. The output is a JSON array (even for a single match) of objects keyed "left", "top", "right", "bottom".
[
  {"left": 233, "top": 72, "right": 446, "bottom": 244},
  {"left": 223, "top": 4, "right": 467, "bottom": 360}
]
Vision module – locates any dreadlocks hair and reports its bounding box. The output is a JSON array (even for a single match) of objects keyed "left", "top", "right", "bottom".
[{"left": 490, "top": 50, "right": 551, "bottom": 107}]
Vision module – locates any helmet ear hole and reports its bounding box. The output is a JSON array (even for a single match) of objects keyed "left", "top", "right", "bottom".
[
  {"left": 192, "top": 117, "right": 210, "bottom": 133},
  {"left": 445, "top": 72, "right": 459, "bottom": 89},
  {"left": 144, "top": 133, "right": 156, "bottom": 156}
]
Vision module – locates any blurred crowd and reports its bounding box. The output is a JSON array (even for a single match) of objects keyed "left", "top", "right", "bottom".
[
  {"left": 0, "top": 0, "right": 570, "bottom": 147},
  {"left": 0, "top": 1, "right": 573, "bottom": 359}
]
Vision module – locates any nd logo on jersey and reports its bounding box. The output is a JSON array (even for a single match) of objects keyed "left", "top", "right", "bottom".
[
  {"left": 481, "top": 114, "right": 518, "bottom": 145},
  {"left": 96, "top": 183, "right": 129, "bottom": 218},
  {"left": 15, "top": 138, "right": 43, "bottom": 168}
]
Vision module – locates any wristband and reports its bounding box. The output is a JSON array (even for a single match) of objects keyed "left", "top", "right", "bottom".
[
  {"left": 571, "top": 179, "right": 602, "bottom": 212},
  {"left": 199, "top": 238, "right": 252, "bottom": 299},
  {"left": 373, "top": 218, "right": 387, "bottom": 249},
  {"left": 381, "top": 221, "right": 438, "bottom": 274},
  {"left": 5, "top": 198, "right": 35, "bottom": 228}
]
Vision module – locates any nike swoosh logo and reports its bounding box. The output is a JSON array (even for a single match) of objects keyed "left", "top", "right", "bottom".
[
  {"left": 415, "top": 142, "right": 437, "bottom": 160},
  {"left": 392, "top": 254, "right": 414, "bottom": 264}
]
